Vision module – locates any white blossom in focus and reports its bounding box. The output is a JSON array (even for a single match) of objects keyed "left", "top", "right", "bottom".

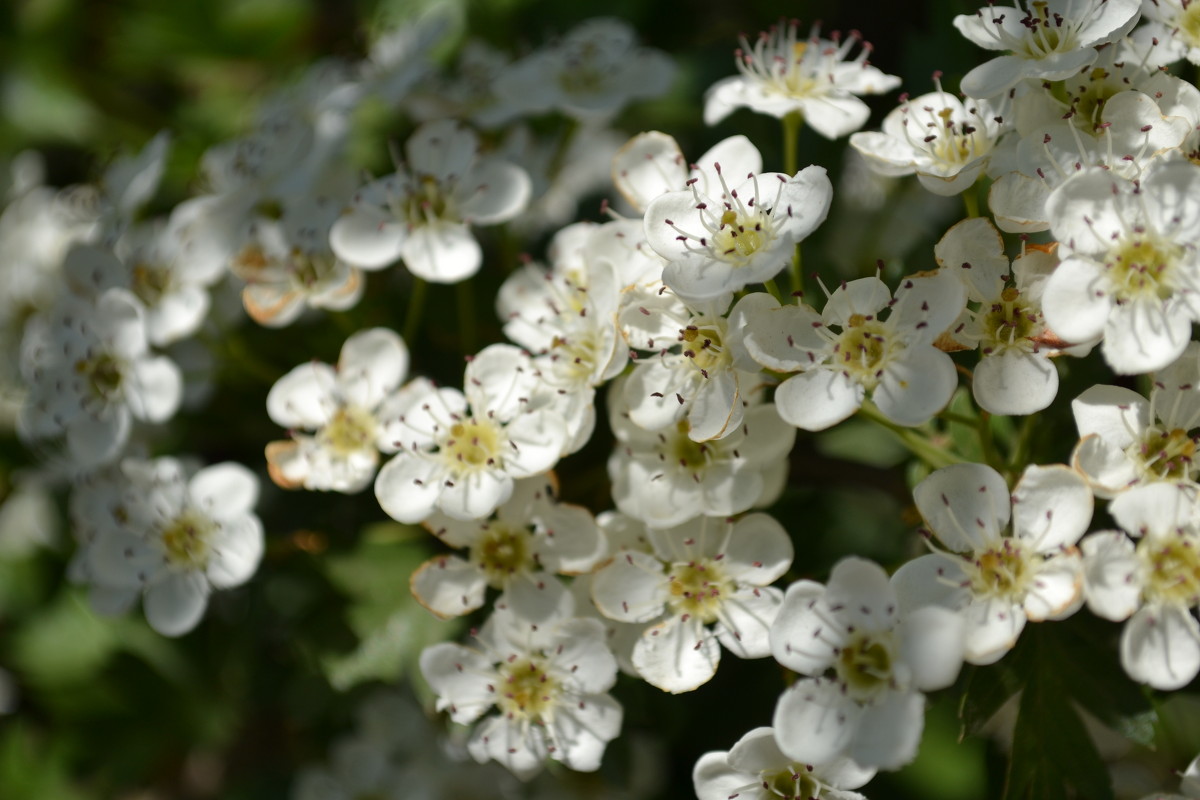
[
  {"left": 893, "top": 462, "right": 1093, "bottom": 664},
  {"left": 694, "top": 727, "right": 874, "bottom": 800},
  {"left": 265, "top": 327, "right": 409, "bottom": 493},
  {"left": 590, "top": 513, "right": 792, "bottom": 693},
  {"left": 771, "top": 558, "right": 965, "bottom": 771}
]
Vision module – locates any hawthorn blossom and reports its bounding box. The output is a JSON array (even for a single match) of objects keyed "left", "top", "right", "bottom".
[
  {"left": 1136, "top": 0, "right": 1200, "bottom": 66},
  {"left": 590, "top": 513, "right": 792, "bottom": 693},
  {"left": 743, "top": 272, "right": 966, "bottom": 430},
  {"left": 330, "top": 120, "right": 531, "bottom": 283},
  {"left": 643, "top": 162, "right": 832, "bottom": 303},
  {"left": 953, "top": 0, "right": 1142, "bottom": 99},
  {"left": 893, "top": 462, "right": 1093, "bottom": 664},
  {"left": 419, "top": 589, "right": 622, "bottom": 779},
  {"left": 607, "top": 380, "right": 796, "bottom": 529},
  {"left": 1080, "top": 483, "right": 1200, "bottom": 689},
  {"left": 1070, "top": 345, "right": 1200, "bottom": 497},
  {"left": 265, "top": 327, "right": 409, "bottom": 493},
  {"left": 410, "top": 474, "right": 606, "bottom": 619},
  {"left": 494, "top": 18, "right": 676, "bottom": 120},
  {"left": 705, "top": 21, "right": 901, "bottom": 139},
  {"left": 19, "top": 287, "right": 182, "bottom": 466},
  {"left": 771, "top": 557, "right": 965, "bottom": 771},
  {"left": 86, "top": 458, "right": 264, "bottom": 636},
  {"left": 694, "top": 727, "right": 875, "bottom": 800},
  {"left": 374, "top": 345, "right": 569, "bottom": 523},
  {"left": 934, "top": 217, "right": 1064, "bottom": 415},
  {"left": 612, "top": 131, "right": 763, "bottom": 214},
  {"left": 1042, "top": 157, "right": 1200, "bottom": 373},
  {"left": 851, "top": 79, "right": 1007, "bottom": 196}
]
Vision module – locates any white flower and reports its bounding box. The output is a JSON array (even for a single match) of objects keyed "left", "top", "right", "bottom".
[
  {"left": 410, "top": 474, "right": 606, "bottom": 619},
  {"left": 643, "top": 162, "right": 832, "bottom": 304},
  {"left": 590, "top": 513, "right": 792, "bottom": 693},
  {"left": 1139, "top": 0, "right": 1200, "bottom": 66},
  {"left": 893, "top": 462, "right": 1093, "bottom": 664},
  {"left": 265, "top": 328, "right": 409, "bottom": 493},
  {"left": 330, "top": 120, "right": 531, "bottom": 283},
  {"left": 618, "top": 289, "right": 770, "bottom": 442},
  {"left": 771, "top": 557, "right": 965, "bottom": 771},
  {"left": 694, "top": 727, "right": 874, "bottom": 800},
  {"left": 1069, "top": 350, "right": 1200, "bottom": 497},
  {"left": 1080, "top": 483, "right": 1200, "bottom": 689},
  {"left": 850, "top": 82, "right": 1007, "bottom": 196},
  {"left": 419, "top": 589, "right": 623, "bottom": 780},
  {"left": 231, "top": 195, "right": 364, "bottom": 327},
  {"left": 612, "top": 131, "right": 763, "bottom": 215},
  {"left": 934, "top": 217, "right": 1064, "bottom": 415},
  {"left": 607, "top": 379, "right": 796, "bottom": 529},
  {"left": 374, "top": 345, "right": 569, "bottom": 523},
  {"left": 704, "top": 21, "right": 901, "bottom": 139},
  {"left": 743, "top": 272, "right": 965, "bottom": 430},
  {"left": 19, "top": 287, "right": 182, "bottom": 466},
  {"left": 86, "top": 457, "right": 264, "bottom": 636},
  {"left": 1043, "top": 156, "right": 1200, "bottom": 373},
  {"left": 954, "top": 0, "right": 1142, "bottom": 99},
  {"left": 493, "top": 18, "right": 675, "bottom": 121}
]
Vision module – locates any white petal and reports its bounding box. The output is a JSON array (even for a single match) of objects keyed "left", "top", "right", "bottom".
[
  {"left": 1072, "top": 434, "right": 1139, "bottom": 498},
  {"left": 419, "top": 642, "right": 497, "bottom": 725},
  {"left": 891, "top": 553, "right": 972, "bottom": 614},
  {"left": 631, "top": 614, "right": 721, "bottom": 693},
  {"left": 1041, "top": 257, "right": 1110, "bottom": 346},
  {"left": 872, "top": 346, "right": 957, "bottom": 426},
  {"left": 469, "top": 715, "right": 547, "bottom": 780},
  {"left": 913, "top": 462, "right": 1011, "bottom": 553},
  {"left": 457, "top": 158, "right": 530, "bottom": 225},
  {"left": 1011, "top": 464, "right": 1092, "bottom": 551},
  {"left": 899, "top": 606, "right": 965, "bottom": 691},
  {"left": 722, "top": 513, "right": 793, "bottom": 586},
  {"left": 337, "top": 328, "right": 408, "bottom": 410},
  {"left": 550, "top": 618, "right": 619, "bottom": 695},
  {"left": 127, "top": 356, "right": 183, "bottom": 423},
  {"left": 190, "top": 462, "right": 259, "bottom": 520},
  {"left": 547, "top": 694, "right": 622, "bottom": 772},
  {"left": 611, "top": 131, "right": 686, "bottom": 213},
  {"left": 962, "top": 595, "right": 1026, "bottom": 665},
  {"left": 848, "top": 689, "right": 926, "bottom": 770},
  {"left": 410, "top": 555, "right": 487, "bottom": 618},
  {"left": 1110, "top": 483, "right": 1197, "bottom": 538},
  {"left": 438, "top": 469, "right": 512, "bottom": 521},
  {"left": 973, "top": 350, "right": 1059, "bottom": 416},
  {"left": 692, "top": 750, "right": 751, "bottom": 800},
  {"left": 1121, "top": 604, "right": 1200, "bottom": 690},
  {"left": 329, "top": 207, "right": 405, "bottom": 270},
  {"left": 267, "top": 363, "right": 339, "bottom": 429},
  {"left": 1071, "top": 384, "right": 1148, "bottom": 446},
  {"left": 1023, "top": 552, "right": 1083, "bottom": 621},
  {"left": 716, "top": 585, "right": 783, "bottom": 659},
  {"left": 773, "top": 678, "right": 860, "bottom": 766},
  {"left": 1080, "top": 531, "right": 1141, "bottom": 621},
  {"left": 590, "top": 550, "right": 668, "bottom": 623},
  {"left": 768, "top": 580, "right": 837, "bottom": 673},
  {"left": 401, "top": 222, "right": 482, "bottom": 283},
  {"left": 144, "top": 571, "right": 210, "bottom": 636},
  {"left": 1103, "top": 298, "right": 1191, "bottom": 375},
  {"left": 206, "top": 517, "right": 264, "bottom": 589},
  {"left": 374, "top": 454, "right": 443, "bottom": 523},
  {"left": 774, "top": 370, "right": 863, "bottom": 431}
]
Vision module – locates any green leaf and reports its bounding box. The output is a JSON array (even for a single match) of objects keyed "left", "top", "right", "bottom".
[
  {"left": 322, "top": 535, "right": 458, "bottom": 691},
  {"left": 0, "top": 723, "right": 85, "bottom": 800},
  {"left": 10, "top": 590, "right": 121, "bottom": 687}
]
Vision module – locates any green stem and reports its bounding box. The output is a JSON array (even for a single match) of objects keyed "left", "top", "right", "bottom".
[
  {"left": 962, "top": 187, "right": 980, "bottom": 219},
  {"left": 456, "top": 279, "right": 476, "bottom": 354},
  {"left": 859, "top": 401, "right": 964, "bottom": 469},
  {"left": 762, "top": 279, "right": 785, "bottom": 304},
  {"left": 790, "top": 245, "right": 804, "bottom": 301},
  {"left": 978, "top": 410, "right": 1001, "bottom": 472},
  {"left": 782, "top": 111, "right": 803, "bottom": 176},
  {"left": 1007, "top": 414, "right": 1038, "bottom": 477},
  {"left": 939, "top": 410, "right": 978, "bottom": 428},
  {"left": 403, "top": 278, "right": 427, "bottom": 344}
]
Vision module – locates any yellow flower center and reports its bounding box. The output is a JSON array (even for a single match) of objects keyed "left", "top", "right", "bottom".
[
  {"left": 666, "top": 560, "right": 733, "bottom": 624},
  {"left": 679, "top": 322, "right": 731, "bottom": 375},
  {"left": 833, "top": 316, "right": 893, "bottom": 388},
  {"left": 321, "top": 406, "right": 378, "bottom": 456},
  {"left": 969, "top": 542, "right": 1031, "bottom": 599},
  {"left": 161, "top": 510, "right": 216, "bottom": 569},
  {"left": 1180, "top": 2, "right": 1200, "bottom": 47},
  {"left": 1132, "top": 426, "right": 1197, "bottom": 482},
  {"left": 980, "top": 287, "right": 1039, "bottom": 354},
  {"left": 764, "top": 766, "right": 822, "bottom": 799},
  {"left": 75, "top": 353, "right": 124, "bottom": 400},
  {"left": 443, "top": 418, "right": 504, "bottom": 471},
  {"left": 837, "top": 631, "right": 895, "bottom": 701},
  {"left": 469, "top": 524, "right": 533, "bottom": 587},
  {"left": 1106, "top": 237, "right": 1181, "bottom": 303},
  {"left": 131, "top": 262, "right": 173, "bottom": 306},
  {"left": 496, "top": 657, "right": 559, "bottom": 722},
  {"left": 1141, "top": 534, "right": 1200, "bottom": 606},
  {"left": 712, "top": 209, "right": 768, "bottom": 264}
]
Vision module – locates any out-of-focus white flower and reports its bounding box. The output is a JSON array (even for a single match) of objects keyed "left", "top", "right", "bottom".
[
  {"left": 771, "top": 557, "right": 965, "bottom": 771},
  {"left": 1069, "top": 346, "right": 1200, "bottom": 496},
  {"left": 705, "top": 21, "right": 900, "bottom": 139},
  {"left": 1136, "top": 0, "right": 1200, "bottom": 66},
  {"left": 86, "top": 457, "right": 264, "bottom": 636},
  {"left": 893, "top": 462, "right": 1093, "bottom": 664},
  {"left": 1042, "top": 156, "right": 1200, "bottom": 374},
  {"left": 420, "top": 587, "right": 623, "bottom": 780},
  {"left": 643, "top": 162, "right": 832, "bottom": 303},
  {"left": 19, "top": 287, "right": 181, "bottom": 467},
  {"left": 1135, "top": 753, "right": 1200, "bottom": 800},
  {"left": 590, "top": 513, "right": 791, "bottom": 693},
  {"left": 494, "top": 18, "right": 675, "bottom": 121},
  {"left": 694, "top": 726, "right": 875, "bottom": 800},
  {"left": 266, "top": 328, "right": 409, "bottom": 493},
  {"left": 374, "top": 345, "right": 569, "bottom": 523},
  {"left": 330, "top": 120, "right": 530, "bottom": 283},
  {"left": 744, "top": 272, "right": 965, "bottom": 430},
  {"left": 1080, "top": 483, "right": 1200, "bottom": 689},
  {"left": 954, "top": 0, "right": 1142, "bottom": 99}
]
